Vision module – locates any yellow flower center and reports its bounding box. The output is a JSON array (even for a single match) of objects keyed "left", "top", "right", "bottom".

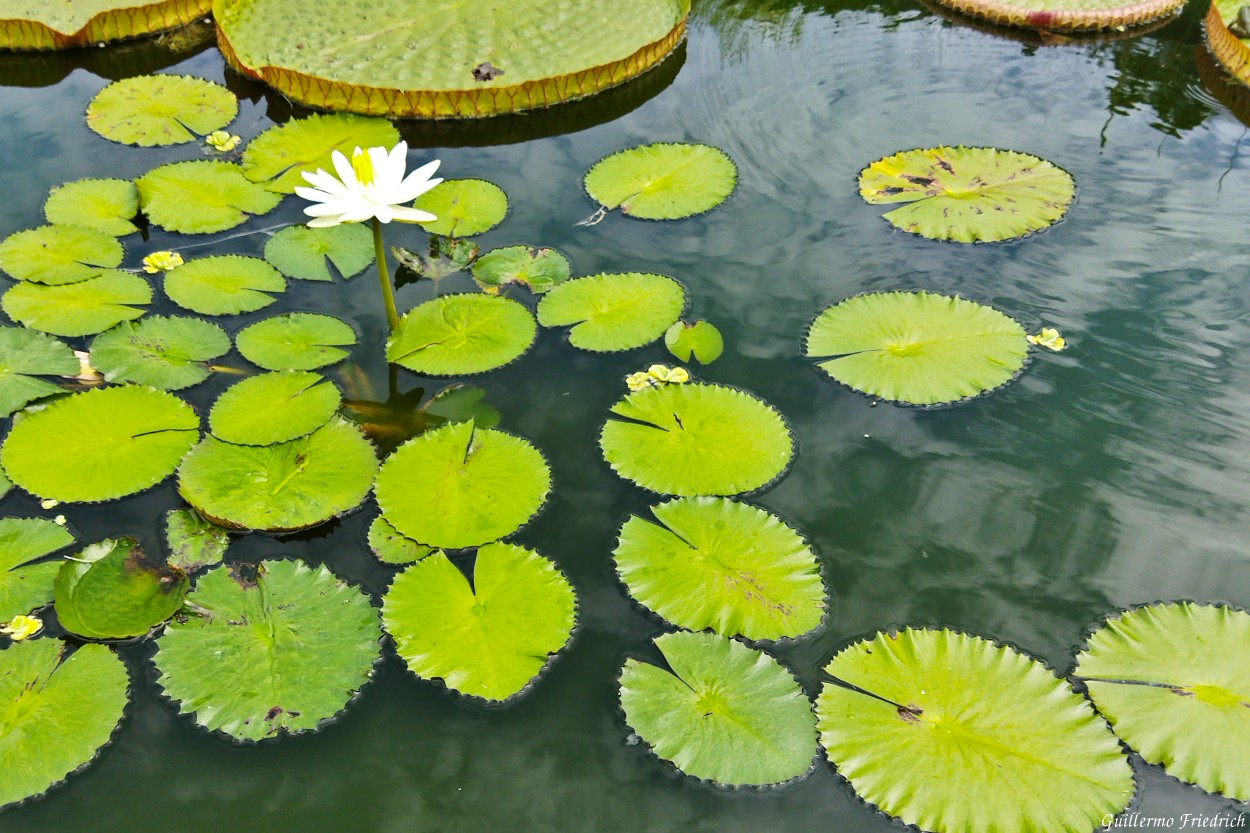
[
  {"left": 351, "top": 148, "right": 376, "bottom": 186},
  {"left": 2, "top": 614, "right": 43, "bottom": 641}
]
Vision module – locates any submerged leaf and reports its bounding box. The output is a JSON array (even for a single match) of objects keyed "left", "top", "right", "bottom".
[
  {"left": 263, "top": 223, "right": 374, "bottom": 281},
  {"left": 89, "top": 315, "right": 231, "bottom": 390},
  {"left": 163, "top": 254, "right": 286, "bottom": 316},
  {"left": 241, "top": 113, "right": 400, "bottom": 194},
  {"left": 209, "top": 371, "right": 342, "bottom": 445},
  {"left": 0, "top": 517, "right": 75, "bottom": 625},
  {"left": 537, "top": 272, "right": 685, "bottom": 352},
  {"left": 411, "top": 179, "right": 508, "bottom": 237},
  {"left": 0, "top": 224, "right": 123, "bottom": 285},
  {"left": 471, "top": 245, "right": 570, "bottom": 294},
  {"left": 86, "top": 75, "right": 238, "bottom": 147},
  {"left": 235, "top": 312, "right": 357, "bottom": 371},
  {"left": 0, "top": 327, "right": 79, "bottom": 417},
  {"left": 392, "top": 236, "right": 480, "bottom": 282},
  {"left": 43, "top": 178, "right": 139, "bottom": 237},
  {"left": 137, "top": 161, "right": 282, "bottom": 234},
  {"left": 3, "top": 269, "right": 150, "bottom": 337},
  {"left": 584, "top": 143, "right": 737, "bottom": 220},
  {"left": 386, "top": 294, "right": 536, "bottom": 376},
  {"left": 54, "top": 537, "right": 188, "bottom": 640}
]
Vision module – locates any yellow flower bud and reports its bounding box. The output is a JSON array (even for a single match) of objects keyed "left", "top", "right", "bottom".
[
  {"left": 142, "top": 251, "right": 184, "bottom": 274},
  {"left": 1, "top": 614, "right": 43, "bottom": 641},
  {"left": 205, "top": 130, "right": 242, "bottom": 153},
  {"left": 626, "top": 371, "right": 655, "bottom": 391},
  {"left": 1027, "top": 327, "right": 1066, "bottom": 351}
]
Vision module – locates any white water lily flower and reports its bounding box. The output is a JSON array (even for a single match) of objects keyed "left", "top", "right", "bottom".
[{"left": 295, "top": 141, "right": 442, "bottom": 228}]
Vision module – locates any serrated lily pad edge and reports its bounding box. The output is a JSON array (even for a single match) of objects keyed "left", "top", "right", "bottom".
[
  {"left": 927, "top": 0, "right": 1183, "bottom": 32},
  {"left": 582, "top": 143, "right": 739, "bottom": 222},
  {"left": 0, "top": 0, "right": 211, "bottom": 51},
  {"left": 1205, "top": 2, "right": 1250, "bottom": 88}
]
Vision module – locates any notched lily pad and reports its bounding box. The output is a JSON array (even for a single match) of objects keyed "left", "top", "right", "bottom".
[
  {"left": 208, "top": 371, "right": 342, "bottom": 446},
  {"left": 241, "top": 113, "right": 400, "bottom": 194},
  {"left": 411, "top": 179, "right": 508, "bottom": 237},
  {"left": 0, "top": 326, "right": 79, "bottom": 417},
  {"left": 54, "top": 536, "right": 189, "bottom": 640},
  {"left": 0, "top": 516, "right": 76, "bottom": 625},
  {"left": 163, "top": 254, "right": 286, "bottom": 316},
  {"left": 537, "top": 272, "right": 685, "bottom": 352},
  {"left": 3, "top": 269, "right": 150, "bottom": 337},
  {"left": 137, "top": 161, "right": 282, "bottom": 234},
  {"left": 235, "top": 312, "right": 357, "bottom": 371},
  {"left": 584, "top": 143, "right": 737, "bottom": 220},
  {"left": 44, "top": 178, "right": 139, "bottom": 237},
  {"left": 86, "top": 75, "right": 238, "bottom": 147},
  {"left": 90, "top": 315, "right": 231, "bottom": 391},
  {"left": 263, "top": 223, "right": 374, "bottom": 281},
  {"left": 0, "top": 224, "right": 124, "bottom": 285},
  {"left": 386, "top": 294, "right": 536, "bottom": 376},
  {"left": 471, "top": 245, "right": 570, "bottom": 294},
  {"left": 665, "top": 319, "right": 723, "bottom": 364}
]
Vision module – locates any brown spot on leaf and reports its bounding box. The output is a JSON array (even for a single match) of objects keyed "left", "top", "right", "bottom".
[
  {"left": 898, "top": 704, "right": 924, "bottom": 723},
  {"left": 472, "top": 61, "right": 504, "bottom": 81},
  {"left": 229, "top": 562, "right": 260, "bottom": 589}
]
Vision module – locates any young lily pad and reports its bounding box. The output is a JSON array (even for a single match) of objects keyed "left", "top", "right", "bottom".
[
  {"left": 154, "top": 559, "right": 381, "bottom": 741},
  {"left": 89, "top": 315, "right": 231, "bottom": 390},
  {"left": 537, "top": 272, "right": 685, "bottom": 352},
  {"left": 374, "top": 421, "right": 551, "bottom": 550},
  {"left": 600, "top": 383, "right": 794, "bottom": 497},
  {"left": 0, "top": 640, "right": 129, "bottom": 811},
  {"left": 665, "top": 320, "right": 723, "bottom": 364},
  {"left": 263, "top": 223, "right": 374, "bottom": 281},
  {"left": 235, "top": 312, "right": 357, "bottom": 371},
  {"left": 177, "top": 417, "right": 378, "bottom": 532},
  {"left": 0, "top": 224, "right": 124, "bottom": 285},
  {"left": 614, "top": 497, "right": 825, "bottom": 641},
  {"left": 241, "top": 113, "right": 400, "bottom": 193},
  {"left": 367, "top": 514, "right": 434, "bottom": 565},
  {"left": 411, "top": 179, "right": 508, "bottom": 237},
  {"left": 805, "top": 291, "right": 1029, "bottom": 407},
  {"left": 2, "top": 386, "right": 200, "bottom": 503},
  {"left": 54, "top": 537, "right": 188, "bottom": 640},
  {"left": 471, "top": 245, "right": 570, "bottom": 294},
  {"left": 859, "top": 147, "right": 1075, "bottom": 243},
  {"left": 44, "top": 178, "right": 139, "bottom": 237},
  {"left": 386, "top": 294, "right": 537, "bottom": 376},
  {"left": 3, "top": 269, "right": 150, "bottom": 337},
  {"left": 0, "top": 517, "right": 75, "bottom": 625},
  {"left": 1074, "top": 602, "right": 1250, "bottom": 801},
  {"left": 163, "top": 508, "right": 230, "bottom": 575},
  {"left": 816, "top": 628, "right": 1133, "bottom": 833},
  {"left": 584, "top": 143, "right": 737, "bottom": 220},
  {"left": 137, "top": 161, "right": 283, "bottom": 234},
  {"left": 0, "top": 327, "right": 79, "bottom": 417},
  {"left": 163, "top": 254, "right": 286, "bottom": 316},
  {"left": 620, "top": 631, "right": 817, "bottom": 787},
  {"left": 382, "top": 543, "right": 576, "bottom": 701},
  {"left": 209, "top": 371, "right": 342, "bottom": 446},
  {"left": 86, "top": 75, "right": 238, "bottom": 147}
]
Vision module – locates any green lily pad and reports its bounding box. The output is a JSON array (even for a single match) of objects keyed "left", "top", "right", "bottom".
[
  {"left": 54, "top": 536, "right": 188, "bottom": 640},
  {"left": 163, "top": 508, "right": 230, "bottom": 575},
  {"left": 177, "top": 417, "right": 378, "bottom": 532},
  {"left": 44, "top": 178, "right": 139, "bottom": 237},
  {"left": 89, "top": 315, "right": 230, "bottom": 391},
  {"left": 816, "top": 628, "right": 1133, "bottom": 833},
  {"left": 241, "top": 113, "right": 400, "bottom": 194},
  {"left": 859, "top": 147, "right": 1075, "bottom": 243},
  {"left": 386, "top": 294, "right": 537, "bottom": 376},
  {"left": 374, "top": 420, "right": 550, "bottom": 550},
  {"left": 805, "top": 291, "right": 1029, "bottom": 407},
  {"left": 0, "top": 327, "right": 78, "bottom": 417},
  {"left": 382, "top": 543, "right": 576, "bottom": 701},
  {"left": 0, "top": 640, "right": 129, "bottom": 810},
  {"left": 600, "top": 383, "right": 794, "bottom": 497},
  {"left": 86, "top": 75, "right": 238, "bottom": 147},
  {"left": 137, "top": 161, "right": 283, "bottom": 234},
  {"left": 0, "top": 224, "right": 123, "bottom": 285},
  {"left": 537, "top": 272, "right": 685, "bottom": 352},
  {"left": 367, "top": 514, "right": 434, "bottom": 566},
  {"left": 620, "top": 631, "right": 817, "bottom": 787},
  {"left": 263, "top": 223, "right": 374, "bottom": 281},
  {"left": 585, "top": 143, "right": 737, "bottom": 220},
  {"left": 209, "top": 371, "right": 342, "bottom": 446},
  {"left": 471, "top": 245, "right": 570, "bottom": 294},
  {"left": 154, "top": 559, "right": 380, "bottom": 741},
  {"left": 1074, "top": 602, "right": 1250, "bottom": 802},
  {"left": 614, "top": 497, "right": 825, "bottom": 641},
  {"left": 0, "top": 0, "right": 212, "bottom": 50},
  {"left": 163, "top": 254, "right": 286, "bottom": 316},
  {"left": 235, "top": 313, "right": 357, "bottom": 371},
  {"left": 1, "top": 386, "right": 200, "bottom": 503},
  {"left": 412, "top": 179, "right": 508, "bottom": 237},
  {"left": 665, "top": 320, "right": 723, "bottom": 365},
  {"left": 3, "top": 269, "right": 150, "bottom": 337},
  {"left": 0, "top": 517, "right": 75, "bottom": 625}
]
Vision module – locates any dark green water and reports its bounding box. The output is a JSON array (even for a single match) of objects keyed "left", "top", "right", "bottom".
[{"left": 4, "top": 1, "right": 1250, "bottom": 830}]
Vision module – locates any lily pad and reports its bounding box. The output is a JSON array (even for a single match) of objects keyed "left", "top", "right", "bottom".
[
  {"left": 386, "top": 294, "right": 536, "bottom": 376},
  {"left": 0, "top": 327, "right": 78, "bottom": 417},
  {"left": 471, "top": 245, "right": 570, "bottom": 294},
  {"left": 163, "top": 508, "right": 229, "bottom": 575},
  {"left": 0, "top": 224, "right": 123, "bottom": 285},
  {"left": 1207, "top": 0, "right": 1250, "bottom": 88},
  {"left": 600, "top": 383, "right": 794, "bottom": 497},
  {"left": 3, "top": 269, "right": 150, "bottom": 337},
  {"left": 620, "top": 631, "right": 817, "bottom": 787},
  {"left": 0, "top": 0, "right": 211, "bottom": 50},
  {"left": 163, "top": 254, "right": 286, "bottom": 316},
  {"left": 44, "top": 178, "right": 139, "bottom": 237},
  {"left": 177, "top": 417, "right": 378, "bottom": 532},
  {"left": 154, "top": 559, "right": 380, "bottom": 741},
  {"left": 374, "top": 420, "right": 550, "bottom": 550},
  {"left": 614, "top": 497, "right": 825, "bottom": 641},
  {"left": 241, "top": 113, "right": 400, "bottom": 194},
  {"left": 585, "top": 143, "right": 737, "bottom": 220},
  {"left": 805, "top": 291, "right": 1029, "bottom": 407},
  {"left": 537, "top": 272, "right": 686, "bottom": 352},
  {"left": 411, "top": 179, "right": 508, "bottom": 237},
  {"left": 1074, "top": 602, "right": 1250, "bottom": 801},
  {"left": 235, "top": 312, "right": 357, "bottom": 371},
  {"left": 1, "top": 385, "right": 200, "bottom": 503},
  {"left": 89, "top": 315, "right": 231, "bottom": 391},
  {"left": 367, "top": 514, "right": 434, "bottom": 566},
  {"left": 383, "top": 543, "right": 576, "bottom": 701},
  {"left": 816, "top": 628, "right": 1133, "bottom": 833},
  {"left": 931, "top": 0, "right": 1185, "bottom": 31},
  {"left": 665, "top": 320, "right": 724, "bottom": 364},
  {"left": 209, "top": 371, "right": 342, "bottom": 446},
  {"left": 859, "top": 147, "right": 1075, "bottom": 243},
  {"left": 137, "top": 161, "right": 283, "bottom": 234},
  {"left": 263, "top": 223, "right": 374, "bottom": 281},
  {"left": 86, "top": 75, "right": 238, "bottom": 147},
  {"left": 0, "top": 517, "right": 75, "bottom": 625},
  {"left": 54, "top": 536, "right": 188, "bottom": 640}
]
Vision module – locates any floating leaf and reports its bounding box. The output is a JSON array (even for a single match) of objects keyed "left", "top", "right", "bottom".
[
  {"left": 0, "top": 640, "right": 129, "bottom": 810},
  {"left": 209, "top": 371, "right": 342, "bottom": 446},
  {"left": 805, "top": 291, "right": 1029, "bottom": 407},
  {"left": 620, "top": 631, "right": 817, "bottom": 786},
  {"left": 163, "top": 254, "right": 286, "bottom": 315},
  {"left": 3, "top": 269, "right": 150, "bottom": 337},
  {"left": 263, "top": 223, "right": 374, "bottom": 281},
  {"left": 0, "top": 327, "right": 78, "bottom": 417},
  {"left": 584, "top": 143, "right": 737, "bottom": 220},
  {"left": 374, "top": 421, "right": 550, "bottom": 549},
  {"left": 600, "top": 383, "right": 794, "bottom": 496},
  {"left": 241, "top": 113, "right": 400, "bottom": 193},
  {"left": 137, "top": 161, "right": 282, "bottom": 234},
  {"left": 86, "top": 75, "right": 238, "bottom": 147},
  {"left": 163, "top": 508, "right": 229, "bottom": 575},
  {"left": 0, "top": 0, "right": 212, "bottom": 50},
  {"left": 471, "top": 245, "right": 570, "bottom": 294},
  {"left": 54, "top": 537, "right": 188, "bottom": 640},
  {"left": 614, "top": 497, "right": 825, "bottom": 641},
  {"left": 90, "top": 315, "right": 231, "bottom": 390},
  {"left": 383, "top": 543, "right": 575, "bottom": 701},
  {"left": 386, "top": 294, "right": 536, "bottom": 376},
  {"left": 235, "top": 312, "right": 357, "bottom": 371},
  {"left": 0, "top": 517, "right": 75, "bottom": 625},
  {"left": 177, "top": 417, "right": 378, "bottom": 532},
  {"left": 859, "top": 147, "right": 1075, "bottom": 243},
  {"left": 537, "top": 272, "right": 685, "bottom": 352},
  {"left": 43, "top": 178, "right": 139, "bottom": 237},
  {"left": 0, "top": 224, "right": 123, "bottom": 285},
  {"left": 154, "top": 559, "right": 380, "bottom": 741},
  {"left": 1, "top": 386, "right": 199, "bottom": 503},
  {"left": 932, "top": 0, "right": 1184, "bottom": 32},
  {"left": 392, "top": 236, "right": 479, "bottom": 283},
  {"left": 1075, "top": 602, "right": 1250, "bottom": 801},
  {"left": 411, "top": 179, "right": 508, "bottom": 237},
  {"left": 816, "top": 628, "right": 1133, "bottom": 833},
  {"left": 665, "top": 320, "right": 723, "bottom": 364},
  {"left": 367, "top": 514, "right": 434, "bottom": 565}
]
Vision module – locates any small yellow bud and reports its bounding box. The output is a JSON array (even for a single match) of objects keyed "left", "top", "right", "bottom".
[
  {"left": 1, "top": 614, "right": 43, "bottom": 641},
  {"left": 1027, "top": 327, "right": 1067, "bottom": 351},
  {"left": 142, "top": 251, "right": 184, "bottom": 274},
  {"left": 646, "top": 365, "right": 691, "bottom": 385},
  {"left": 205, "top": 130, "right": 242, "bottom": 153},
  {"left": 626, "top": 371, "right": 655, "bottom": 392},
  {"left": 40, "top": 498, "right": 60, "bottom": 509}
]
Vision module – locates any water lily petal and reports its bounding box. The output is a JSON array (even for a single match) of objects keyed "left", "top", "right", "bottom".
[
  {"left": 388, "top": 205, "right": 439, "bottom": 224},
  {"left": 332, "top": 149, "right": 360, "bottom": 191}
]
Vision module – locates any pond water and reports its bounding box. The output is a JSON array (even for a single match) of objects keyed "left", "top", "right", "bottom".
[{"left": 3, "top": 1, "right": 1250, "bottom": 830}]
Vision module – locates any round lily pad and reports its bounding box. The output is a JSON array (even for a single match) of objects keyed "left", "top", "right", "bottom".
[
  {"left": 54, "top": 536, "right": 188, "bottom": 640},
  {"left": 367, "top": 514, "right": 434, "bottom": 565},
  {"left": 209, "top": 371, "right": 342, "bottom": 446},
  {"left": 386, "top": 294, "right": 536, "bottom": 376},
  {"left": 665, "top": 320, "right": 724, "bottom": 364},
  {"left": 89, "top": 315, "right": 231, "bottom": 390},
  {"left": 86, "top": 75, "right": 238, "bottom": 146},
  {"left": 163, "top": 254, "right": 286, "bottom": 316},
  {"left": 412, "top": 179, "right": 508, "bottom": 237},
  {"left": 931, "top": 0, "right": 1183, "bottom": 31},
  {"left": 137, "top": 161, "right": 283, "bottom": 234},
  {"left": 471, "top": 245, "right": 570, "bottom": 294},
  {"left": 584, "top": 143, "right": 737, "bottom": 220},
  {"left": 263, "top": 223, "right": 374, "bottom": 281},
  {"left": 235, "top": 312, "right": 357, "bottom": 371},
  {"left": 0, "top": 224, "right": 123, "bottom": 285},
  {"left": 600, "top": 383, "right": 794, "bottom": 497},
  {"left": 163, "top": 508, "right": 230, "bottom": 575},
  {"left": 805, "top": 291, "right": 1029, "bottom": 407},
  {"left": 3, "top": 269, "right": 150, "bottom": 337},
  {"left": 0, "top": 517, "right": 75, "bottom": 625},
  {"left": 383, "top": 543, "right": 576, "bottom": 701},
  {"left": 0, "top": 326, "right": 79, "bottom": 417},
  {"left": 241, "top": 112, "right": 400, "bottom": 194},
  {"left": 0, "top": 0, "right": 211, "bottom": 50},
  {"left": 536, "top": 272, "right": 685, "bottom": 352},
  {"left": 44, "top": 178, "right": 139, "bottom": 237}
]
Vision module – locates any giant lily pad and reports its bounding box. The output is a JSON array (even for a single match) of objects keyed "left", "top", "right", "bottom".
[
  {"left": 90, "top": 315, "right": 231, "bottom": 390},
  {"left": 241, "top": 113, "right": 400, "bottom": 193},
  {"left": 43, "top": 178, "right": 139, "bottom": 237},
  {"left": 411, "top": 179, "right": 508, "bottom": 237},
  {"left": 1074, "top": 602, "right": 1250, "bottom": 801},
  {"left": 1206, "top": 0, "right": 1250, "bottom": 88},
  {"left": 537, "top": 272, "right": 685, "bottom": 352},
  {"left": 3, "top": 269, "right": 150, "bottom": 336},
  {"left": 263, "top": 223, "right": 374, "bottom": 281},
  {"left": 0, "top": 0, "right": 212, "bottom": 50},
  {"left": 0, "top": 327, "right": 78, "bottom": 417},
  {"left": 54, "top": 537, "right": 188, "bottom": 640},
  {"left": 386, "top": 294, "right": 537, "bottom": 376},
  {"left": 584, "top": 143, "right": 737, "bottom": 220},
  {"left": 0, "top": 224, "right": 123, "bottom": 285},
  {"left": 208, "top": 371, "right": 342, "bottom": 446},
  {"left": 805, "top": 291, "right": 1029, "bottom": 407},
  {"left": 600, "top": 383, "right": 794, "bottom": 496},
  {"left": 0, "top": 517, "right": 75, "bottom": 625},
  {"left": 620, "top": 631, "right": 817, "bottom": 787},
  {"left": 816, "top": 628, "right": 1133, "bottom": 833},
  {"left": 154, "top": 559, "right": 380, "bottom": 741},
  {"left": 383, "top": 543, "right": 576, "bottom": 701},
  {"left": 235, "top": 312, "right": 357, "bottom": 371},
  {"left": 86, "top": 75, "right": 238, "bottom": 146},
  {"left": 137, "top": 161, "right": 282, "bottom": 234},
  {"left": 163, "top": 254, "right": 286, "bottom": 315},
  {"left": 930, "top": 0, "right": 1183, "bottom": 31},
  {"left": 471, "top": 245, "right": 570, "bottom": 294}
]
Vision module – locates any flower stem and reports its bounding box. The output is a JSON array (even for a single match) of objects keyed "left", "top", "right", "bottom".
[{"left": 372, "top": 218, "right": 400, "bottom": 332}]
